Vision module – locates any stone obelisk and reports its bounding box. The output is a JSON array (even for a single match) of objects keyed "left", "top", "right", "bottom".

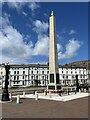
[{"left": 48, "top": 11, "right": 61, "bottom": 90}]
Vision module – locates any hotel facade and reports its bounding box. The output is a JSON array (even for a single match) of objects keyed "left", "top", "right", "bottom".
[{"left": 0, "top": 63, "right": 90, "bottom": 90}]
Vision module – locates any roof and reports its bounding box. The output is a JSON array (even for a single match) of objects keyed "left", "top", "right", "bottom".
[{"left": 0, "top": 64, "right": 86, "bottom": 69}]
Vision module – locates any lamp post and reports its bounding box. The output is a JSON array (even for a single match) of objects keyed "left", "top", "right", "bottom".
[
  {"left": 76, "top": 75, "right": 79, "bottom": 92},
  {"left": 2, "top": 62, "right": 10, "bottom": 101}
]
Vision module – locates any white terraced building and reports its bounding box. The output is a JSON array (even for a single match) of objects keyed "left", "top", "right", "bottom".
[{"left": 0, "top": 64, "right": 90, "bottom": 89}]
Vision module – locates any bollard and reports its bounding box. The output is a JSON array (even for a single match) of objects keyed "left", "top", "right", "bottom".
[
  {"left": 16, "top": 95, "right": 20, "bottom": 104},
  {"left": 79, "top": 89, "right": 81, "bottom": 93},
  {"left": 49, "top": 91, "right": 52, "bottom": 98},
  {"left": 23, "top": 91, "right": 25, "bottom": 97},
  {"left": 67, "top": 90, "right": 69, "bottom": 95},
  {"left": 84, "top": 88, "right": 86, "bottom": 93},
  {"left": 88, "top": 88, "right": 90, "bottom": 92},
  {"left": 44, "top": 90, "right": 47, "bottom": 96},
  {"left": 81, "top": 87, "right": 83, "bottom": 92},
  {"left": 59, "top": 92, "right": 62, "bottom": 96},
  {"left": 35, "top": 91, "right": 38, "bottom": 100},
  {"left": 9, "top": 93, "right": 12, "bottom": 99}
]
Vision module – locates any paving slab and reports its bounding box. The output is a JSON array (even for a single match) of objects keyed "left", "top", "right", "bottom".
[{"left": 2, "top": 96, "right": 89, "bottom": 118}]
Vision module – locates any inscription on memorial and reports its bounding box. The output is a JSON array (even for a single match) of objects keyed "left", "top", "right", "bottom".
[
  {"left": 50, "top": 74, "right": 54, "bottom": 83},
  {"left": 56, "top": 73, "right": 59, "bottom": 84}
]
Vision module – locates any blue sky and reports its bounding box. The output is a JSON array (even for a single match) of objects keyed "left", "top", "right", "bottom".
[{"left": 0, "top": 2, "right": 88, "bottom": 65}]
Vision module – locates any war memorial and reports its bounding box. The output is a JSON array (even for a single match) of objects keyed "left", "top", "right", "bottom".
[{"left": 0, "top": 11, "right": 89, "bottom": 119}]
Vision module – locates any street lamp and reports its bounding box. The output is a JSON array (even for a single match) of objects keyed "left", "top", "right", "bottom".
[
  {"left": 76, "top": 75, "right": 79, "bottom": 92},
  {"left": 2, "top": 62, "right": 10, "bottom": 101}
]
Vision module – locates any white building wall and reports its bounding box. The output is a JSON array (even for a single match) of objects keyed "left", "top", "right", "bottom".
[{"left": 0, "top": 64, "right": 89, "bottom": 88}]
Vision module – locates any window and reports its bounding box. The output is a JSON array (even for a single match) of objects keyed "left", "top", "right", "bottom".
[
  {"left": 47, "top": 71, "right": 49, "bottom": 74},
  {"left": 14, "top": 76, "right": 16, "bottom": 80},
  {"left": 83, "top": 75, "right": 85, "bottom": 78},
  {"left": 62, "top": 71, "right": 63, "bottom": 73},
  {"left": 13, "top": 81, "right": 15, "bottom": 84},
  {"left": 14, "top": 71, "right": 16, "bottom": 74},
  {"left": 1, "top": 72, "right": 3, "bottom": 74},
  {"left": 31, "top": 76, "right": 33, "bottom": 79},
  {"left": 23, "top": 71, "right": 25, "bottom": 74},
  {"left": 80, "top": 74, "right": 82, "bottom": 78},
  {"left": 42, "top": 76, "right": 44, "bottom": 79},
  {"left": 72, "top": 75, "right": 74, "bottom": 78},
  {"left": 42, "top": 71, "right": 44, "bottom": 74},
  {"left": 36, "top": 75, "right": 38, "bottom": 79},
  {"left": 25, "top": 76, "right": 27, "bottom": 80},
  {"left": 31, "top": 71, "right": 33, "bottom": 74},
  {"left": 23, "top": 76, "right": 24, "bottom": 79},
  {"left": 63, "top": 81, "right": 65, "bottom": 83},
  {"left": 66, "top": 68, "right": 68, "bottom": 70},
  {"left": 17, "top": 76, "right": 19, "bottom": 80},
  {"left": 66, "top": 76, "right": 68, "bottom": 79},
  {"left": 32, "top": 81, "right": 33, "bottom": 84},
  {"left": 37, "top": 71, "right": 38, "bottom": 74},
  {"left": 43, "top": 81, "right": 44, "bottom": 84},
  {"left": 66, "top": 71, "right": 68, "bottom": 74},
  {"left": 71, "top": 71, "right": 72, "bottom": 74},
  {"left": 23, "top": 81, "right": 24, "bottom": 85},
  {"left": 17, "top": 71, "right": 19, "bottom": 74},
  {"left": 63, "top": 75, "right": 64, "bottom": 79}
]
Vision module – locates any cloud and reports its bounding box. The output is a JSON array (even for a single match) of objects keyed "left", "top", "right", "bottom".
[
  {"left": 28, "top": 2, "right": 40, "bottom": 12},
  {"left": 0, "top": 14, "right": 33, "bottom": 64},
  {"left": 58, "top": 38, "right": 82, "bottom": 60},
  {"left": 33, "top": 20, "right": 49, "bottom": 34},
  {"left": 57, "top": 34, "right": 63, "bottom": 41},
  {"left": 3, "top": 2, "right": 40, "bottom": 14},
  {"left": 32, "top": 19, "right": 49, "bottom": 57},
  {"left": 22, "top": 11, "right": 27, "bottom": 16},
  {"left": 57, "top": 43, "right": 63, "bottom": 52},
  {"left": 6, "top": 2, "right": 26, "bottom": 12},
  {"left": 44, "top": 13, "right": 48, "bottom": 19},
  {"left": 33, "top": 34, "right": 49, "bottom": 56},
  {"left": 0, "top": 14, "right": 49, "bottom": 64},
  {"left": 69, "top": 29, "right": 76, "bottom": 35}
]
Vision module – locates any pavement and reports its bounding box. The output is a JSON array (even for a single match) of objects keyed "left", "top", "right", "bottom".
[
  {"left": 1, "top": 96, "right": 89, "bottom": 118},
  {"left": 1, "top": 92, "right": 89, "bottom": 119}
]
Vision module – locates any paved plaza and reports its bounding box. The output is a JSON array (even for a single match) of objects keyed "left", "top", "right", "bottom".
[
  {"left": 1, "top": 96, "right": 89, "bottom": 119},
  {"left": 12, "top": 92, "right": 90, "bottom": 102}
]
